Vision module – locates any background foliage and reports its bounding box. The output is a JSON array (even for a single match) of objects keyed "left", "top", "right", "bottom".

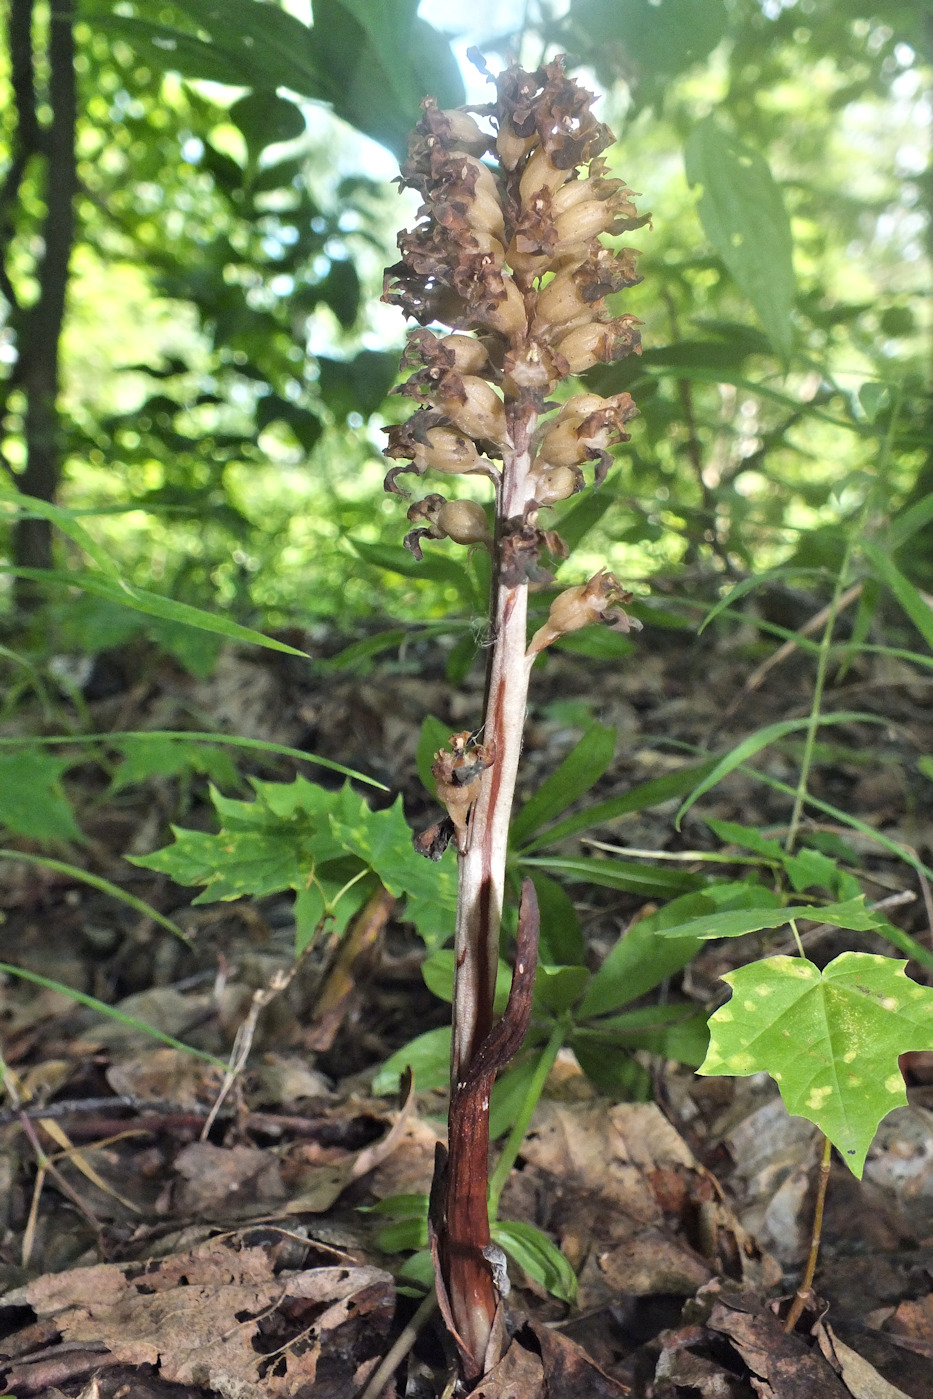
[
  {"left": 1, "top": 0, "right": 928, "bottom": 646},
  {"left": 1, "top": 0, "right": 932, "bottom": 1216}
]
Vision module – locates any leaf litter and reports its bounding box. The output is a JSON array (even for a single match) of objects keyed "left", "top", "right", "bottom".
[{"left": 2, "top": 616, "right": 933, "bottom": 1395}]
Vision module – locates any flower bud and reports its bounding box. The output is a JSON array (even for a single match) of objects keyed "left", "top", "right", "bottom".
[
  {"left": 553, "top": 316, "right": 642, "bottom": 374},
  {"left": 536, "top": 392, "right": 638, "bottom": 479},
  {"left": 436, "top": 109, "right": 489, "bottom": 157},
  {"left": 384, "top": 415, "right": 482, "bottom": 477},
  {"left": 436, "top": 372, "right": 508, "bottom": 447},
  {"left": 496, "top": 121, "right": 537, "bottom": 171},
  {"left": 441, "top": 334, "right": 490, "bottom": 375},
  {"left": 501, "top": 341, "right": 564, "bottom": 396},
  {"left": 528, "top": 463, "right": 583, "bottom": 506},
  {"left": 527, "top": 569, "right": 641, "bottom": 656},
  {"left": 519, "top": 145, "right": 574, "bottom": 205},
  {"left": 553, "top": 198, "right": 621, "bottom": 249},
  {"left": 532, "top": 266, "right": 595, "bottom": 332},
  {"left": 472, "top": 273, "right": 527, "bottom": 338},
  {"left": 404, "top": 493, "right": 492, "bottom": 556},
  {"left": 436, "top": 498, "right": 492, "bottom": 547}
]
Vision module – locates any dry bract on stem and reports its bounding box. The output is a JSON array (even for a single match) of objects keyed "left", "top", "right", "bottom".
[{"left": 380, "top": 54, "right": 647, "bottom": 1378}]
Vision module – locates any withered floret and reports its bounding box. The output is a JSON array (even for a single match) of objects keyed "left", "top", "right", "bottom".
[{"left": 527, "top": 570, "right": 642, "bottom": 656}]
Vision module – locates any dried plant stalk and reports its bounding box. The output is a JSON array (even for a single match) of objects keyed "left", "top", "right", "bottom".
[{"left": 383, "top": 54, "right": 646, "bottom": 1376}]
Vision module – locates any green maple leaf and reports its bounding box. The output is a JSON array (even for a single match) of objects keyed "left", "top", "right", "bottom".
[{"left": 700, "top": 952, "right": 933, "bottom": 1176}]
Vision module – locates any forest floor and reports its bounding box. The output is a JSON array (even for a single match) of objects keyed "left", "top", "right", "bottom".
[{"left": 2, "top": 589, "right": 933, "bottom": 1398}]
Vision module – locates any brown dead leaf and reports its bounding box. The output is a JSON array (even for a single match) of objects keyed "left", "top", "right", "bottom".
[
  {"left": 172, "top": 1141, "right": 287, "bottom": 1216},
  {"left": 528, "top": 1321, "right": 630, "bottom": 1398},
  {"left": 2, "top": 1234, "right": 394, "bottom": 1396},
  {"left": 516, "top": 1100, "right": 778, "bottom": 1305},
  {"left": 107, "top": 1047, "right": 225, "bottom": 1109},
  {"left": 817, "top": 1324, "right": 912, "bottom": 1399},
  {"left": 887, "top": 1293, "right": 933, "bottom": 1341},
  {"left": 591, "top": 1230, "right": 711, "bottom": 1297},
  {"left": 708, "top": 1300, "right": 849, "bottom": 1398},
  {"left": 472, "top": 1337, "right": 545, "bottom": 1398}
]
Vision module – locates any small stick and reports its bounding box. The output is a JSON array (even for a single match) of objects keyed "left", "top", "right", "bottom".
[
  {"left": 355, "top": 1288, "right": 439, "bottom": 1399},
  {"left": 784, "top": 1132, "right": 832, "bottom": 1332}
]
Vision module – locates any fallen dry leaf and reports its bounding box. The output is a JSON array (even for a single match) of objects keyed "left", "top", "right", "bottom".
[
  {"left": 708, "top": 1299, "right": 849, "bottom": 1398},
  {"left": 0, "top": 1233, "right": 394, "bottom": 1396},
  {"left": 818, "top": 1324, "right": 912, "bottom": 1399}
]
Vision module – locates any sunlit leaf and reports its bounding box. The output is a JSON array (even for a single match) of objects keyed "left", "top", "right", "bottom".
[
  {"left": 861, "top": 540, "right": 933, "bottom": 650},
  {"left": 2, "top": 568, "right": 309, "bottom": 657},
  {"left": 700, "top": 953, "right": 933, "bottom": 1176},
  {"left": 510, "top": 724, "right": 616, "bottom": 847},
  {"left": 685, "top": 115, "right": 796, "bottom": 358},
  {"left": 654, "top": 895, "right": 880, "bottom": 941},
  {"left": 519, "top": 760, "right": 718, "bottom": 852},
  {"left": 373, "top": 1025, "right": 451, "bottom": 1095},
  {"left": 675, "top": 712, "right": 884, "bottom": 827}
]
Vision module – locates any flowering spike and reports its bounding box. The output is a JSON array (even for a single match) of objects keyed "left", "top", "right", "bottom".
[{"left": 380, "top": 56, "right": 648, "bottom": 1380}]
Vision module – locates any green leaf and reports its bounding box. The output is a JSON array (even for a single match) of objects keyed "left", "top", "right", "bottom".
[
  {"left": 2, "top": 569, "right": 309, "bottom": 658},
  {"left": 347, "top": 539, "right": 476, "bottom": 610},
  {"left": 0, "top": 963, "right": 225, "bottom": 1066},
  {"left": 861, "top": 540, "right": 933, "bottom": 650},
  {"left": 579, "top": 892, "right": 711, "bottom": 1018},
  {"left": 0, "top": 486, "right": 120, "bottom": 578},
  {"left": 416, "top": 714, "right": 453, "bottom": 800},
  {"left": 307, "top": 0, "right": 463, "bottom": 157},
  {"left": 0, "top": 729, "right": 384, "bottom": 790},
  {"left": 511, "top": 724, "right": 616, "bottom": 848},
  {"left": 109, "top": 736, "right": 239, "bottom": 794},
  {"left": 490, "top": 1220, "right": 577, "bottom": 1304},
  {"left": 570, "top": 0, "right": 728, "bottom": 82},
  {"left": 575, "top": 1004, "right": 710, "bottom": 1067},
  {"left": 0, "top": 850, "right": 189, "bottom": 944},
  {"left": 654, "top": 895, "right": 880, "bottom": 941},
  {"left": 552, "top": 627, "right": 636, "bottom": 660},
  {"left": 684, "top": 115, "right": 796, "bottom": 359},
  {"left": 422, "top": 949, "right": 511, "bottom": 1013},
  {"left": 91, "top": 15, "right": 258, "bottom": 85},
  {"left": 524, "top": 855, "right": 705, "bottom": 898},
  {"left": 328, "top": 790, "right": 458, "bottom": 945},
  {"left": 675, "top": 713, "right": 884, "bottom": 827},
  {"left": 891, "top": 494, "right": 933, "bottom": 551},
  {"left": 782, "top": 847, "right": 839, "bottom": 894},
  {"left": 700, "top": 953, "right": 933, "bottom": 1177},
  {"left": 705, "top": 819, "right": 783, "bottom": 860},
  {"left": 375, "top": 1216, "right": 429, "bottom": 1253},
  {"left": 132, "top": 823, "right": 313, "bottom": 902},
  {"left": 489, "top": 1053, "right": 540, "bottom": 1141},
  {"left": 552, "top": 487, "right": 616, "bottom": 553},
  {"left": 230, "top": 90, "right": 305, "bottom": 157},
  {"left": 0, "top": 751, "right": 81, "bottom": 842},
  {"left": 528, "top": 871, "right": 585, "bottom": 966},
  {"left": 397, "top": 1250, "right": 435, "bottom": 1292},
  {"left": 363, "top": 1193, "right": 430, "bottom": 1218},
  {"left": 373, "top": 1025, "right": 451, "bottom": 1095},
  {"left": 519, "top": 759, "right": 718, "bottom": 852},
  {"left": 157, "top": 0, "right": 323, "bottom": 95},
  {"left": 857, "top": 381, "right": 891, "bottom": 422},
  {"left": 571, "top": 1038, "right": 651, "bottom": 1100},
  {"left": 534, "top": 964, "right": 590, "bottom": 1014}
]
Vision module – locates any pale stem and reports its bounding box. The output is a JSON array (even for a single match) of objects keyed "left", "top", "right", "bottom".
[{"left": 444, "top": 395, "right": 538, "bottom": 1367}]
